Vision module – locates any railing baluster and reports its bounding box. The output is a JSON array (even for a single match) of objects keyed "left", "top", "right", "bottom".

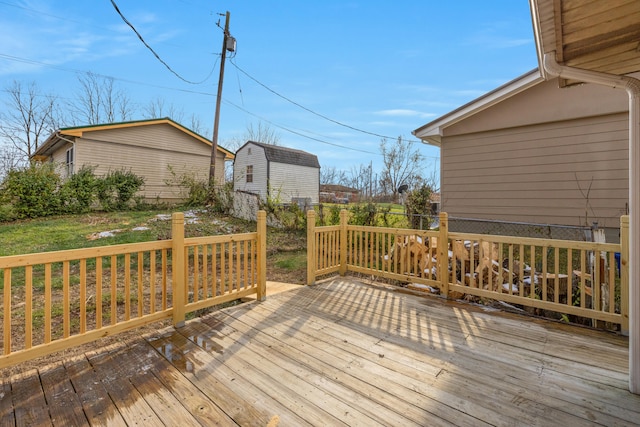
[
  {"left": 3, "top": 269, "right": 11, "bottom": 355},
  {"left": 124, "top": 253, "right": 131, "bottom": 321},
  {"left": 63, "top": 261, "right": 70, "bottom": 338},
  {"left": 137, "top": 252, "right": 144, "bottom": 316},
  {"left": 96, "top": 257, "right": 103, "bottom": 328},
  {"left": 25, "top": 265, "right": 33, "bottom": 349},
  {"left": 80, "top": 259, "right": 86, "bottom": 333},
  {"left": 111, "top": 255, "right": 117, "bottom": 325},
  {"left": 44, "top": 264, "right": 52, "bottom": 343}
]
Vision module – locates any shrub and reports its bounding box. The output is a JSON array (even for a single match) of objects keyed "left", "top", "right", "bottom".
[
  {"left": 1, "top": 162, "right": 61, "bottom": 218},
  {"left": 165, "top": 166, "right": 209, "bottom": 207},
  {"left": 207, "top": 181, "right": 234, "bottom": 214},
  {"left": 349, "top": 202, "right": 378, "bottom": 226},
  {"left": 405, "top": 184, "right": 434, "bottom": 229},
  {"left": 59, "top": 166, "right": 98, "bottom": 213},
  {"left": 96, "top": 169, "right": 145, "bottom": 211}
]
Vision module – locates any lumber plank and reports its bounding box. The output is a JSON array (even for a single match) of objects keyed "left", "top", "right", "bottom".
[
  {"left": 212, "top": 311, "right": 484, "bottom": 427},
  {"left": 125, "top": 340, "right": 237, "bottom": 427},
  {"left": 10, "top": 368, "right": 51, "bottom": 427},
  {"left": 64, "top": 357, "right": 127, "bottom": 427},
  {"left": 241, "top": 282, "right": 639, "bottom": 426},
  {"left": 147, "top": 330, "right": 292, "bottom": 426},
  {"left": 0, "top": 376, "right": 15, "bottom": 427},
  {"left": 39, "top": 362, "right": 89, "bottom": 426},
  {"left": 87, "top": 344, "right": 165, "bottom": 426},
  {"left": 96, "top": 341, "right": 206, "bottom": 426},
  {"left": 183, "top": 318, "right": 427, "bottom": 427},
  {"left": 173, "top": 322, "right": 356, "bottom": 426}
]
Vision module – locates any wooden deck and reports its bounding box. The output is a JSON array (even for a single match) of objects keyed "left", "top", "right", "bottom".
[{"left": 2, "top": 278, "right": 639, "bottom": 426}]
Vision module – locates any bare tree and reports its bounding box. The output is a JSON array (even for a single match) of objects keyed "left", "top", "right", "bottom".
[
  {"left": 0, "top": 145, "right": 23, "bottom": 180},
  {"left": 344, "top": 163, "right": 374, "bottom": 197},
  {"left": 143, "top": 97, "right": 185, "bottom": 122},
  {"left": 0, "top": 81, "right": 58, "bottom": 167},
  {"left": 72, "top": 72, "right": 132, "bottom": 125},
  {"left": 379, "top": 137, "right": 425, "bottom": 203},
  {"left": 246, "top": 122, "right": 280, "bottom": 145},
  {"left": 320, "top": 165, "right": 347, "bottom": 185},
  {"left": 188, "top": 114, "right": 209, "bottom": 137}
]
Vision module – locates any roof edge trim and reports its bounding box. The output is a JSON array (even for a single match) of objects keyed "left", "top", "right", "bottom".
[{"left": 412, "top": 69, "right": 543, "bottom": 141}]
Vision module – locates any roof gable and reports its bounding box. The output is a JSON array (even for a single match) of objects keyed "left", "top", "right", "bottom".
[
  {"left": 241, "top": 141, "right": 320, "bottom": 168},
  {"left": 35, "top": 117, "right": 234, "bottom": 159}
]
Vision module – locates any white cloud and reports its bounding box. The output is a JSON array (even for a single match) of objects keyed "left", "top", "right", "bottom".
[{"left": 374, "top": 109, "right": 436, "bottom": 119}]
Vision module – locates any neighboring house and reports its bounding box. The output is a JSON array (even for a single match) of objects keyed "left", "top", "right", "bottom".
[
  {"left": 413, "top": 68, "right": 634, "bottom": 241},
  {"left": 233, "top": 141, "right": 320, "bottom": 205},
  {"left": 320, "top": 184, "right": 359, "bottom": 203},
  {"left": 32, "top": 118, "right": 234, "bottom": 202}
]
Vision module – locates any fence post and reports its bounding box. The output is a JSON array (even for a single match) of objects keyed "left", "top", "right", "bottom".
[
  {"left": 438, "top": 212, "right": 449, "bottom": 298},
  {"left": 307, "top": 210, "right": 316, "bottom": 285},
  {"left": 257, "top": 210, "right": 267, "bottom": 301},
  {"left": 621, "top": 215, "right": 630, "bottom": 336},
  {"left": 340, "top": 209, "right": 348, "bottom": 276},
  {"left": 171, "top": 212, "right": 185, "bottom": 327}
]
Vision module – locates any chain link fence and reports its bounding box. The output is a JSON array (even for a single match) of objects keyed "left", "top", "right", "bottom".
[{"left": 446, "top": 216, "right": 620, "bottom": 243}]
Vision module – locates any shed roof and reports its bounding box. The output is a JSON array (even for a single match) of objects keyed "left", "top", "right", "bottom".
[{"left": 244, "top": 141, "right": 320, "bottom": 168}]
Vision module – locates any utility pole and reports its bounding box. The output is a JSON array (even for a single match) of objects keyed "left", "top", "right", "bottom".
[{"left": 209, "top": 11, "right": 233, "bottom": 183}]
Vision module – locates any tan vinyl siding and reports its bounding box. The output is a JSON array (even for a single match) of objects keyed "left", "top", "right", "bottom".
[
  {"left": 66, "top": 123, "right": 223, "bottom": 202},
  {"left": 441, "top": 113, "right": 629, "bottom": 228},
  {"left": 269, "top": 163, "right": 319, "bottom": 204}
]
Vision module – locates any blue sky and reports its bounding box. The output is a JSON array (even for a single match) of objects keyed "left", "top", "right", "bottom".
[{"left": 0, "top": 1, "right": 538, "bottom": 181}]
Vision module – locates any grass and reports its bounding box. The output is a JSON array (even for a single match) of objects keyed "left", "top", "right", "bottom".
[
  {"left": 0, "top": 210, "right": 174, "bottom": 256},
  {"left": 0, "top": 208, "right": 309, "bottom": 287},
  {"left": 273, "top": 250, "right": 307, "bottom": 270}
]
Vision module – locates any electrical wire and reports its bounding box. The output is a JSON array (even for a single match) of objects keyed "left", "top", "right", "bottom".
[
  {"left": 0, "top": 54, "right": 439, "bottom": 159},
  {"left": 229, "top": 59, "right": 422, "bottom": 143},
  {"left": 222, "top": 98, "right": 380, "bottom": 155},
  {"left": 0, "top": 53, "right": 217, "bottom": 97},
  {"left": 109, "top": 0, "right": 215, "bottom": 85}
]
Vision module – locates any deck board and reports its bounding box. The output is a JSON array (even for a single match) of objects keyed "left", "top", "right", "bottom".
[
  {"left": 64, "top": 357, "right": 128, "bottom": 427},
  {"left": 39, "top": 362, "right": 88, "bottom": 427},
  {"left": 3, "top": 277, "right": 640, "bottom": 426}
]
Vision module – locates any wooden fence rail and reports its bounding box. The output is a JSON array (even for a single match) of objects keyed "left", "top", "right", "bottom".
[
  {"left": 307, "top": 210, "right": 629, "bottom": 332},
  {"left": 0, "top": 211, "right": 267, "bottom": 368}
]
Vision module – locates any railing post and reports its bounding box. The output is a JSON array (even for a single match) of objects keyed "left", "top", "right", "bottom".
[
  {"left": 340, "top": 209, "right": 348, "bottom": 276},
  {"left": 307, "top": 210, "right": 316, "bottom": 285},
  {"left": 257, "top": 210, "right": 267, "bottom": 301},
  {"left": 438, "top": 212, "right": 450, "bottom": 298},
  {"left": 621, "top": 215, "right": 630, "bottom": 336},
  {"left": 171, "top": 212, "right": 185, "bottom": 327}
]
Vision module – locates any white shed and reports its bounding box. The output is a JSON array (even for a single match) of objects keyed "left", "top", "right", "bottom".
[{"left": 233, "top": 141, "right": 320, "bottom": 205}]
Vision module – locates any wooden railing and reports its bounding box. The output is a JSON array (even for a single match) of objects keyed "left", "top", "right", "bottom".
[
  {"left": 307, "top": 210, "right": 629, "bottom": 332},
  {"left": 0, "top": 211, "right": 266, "bottom": 368}
]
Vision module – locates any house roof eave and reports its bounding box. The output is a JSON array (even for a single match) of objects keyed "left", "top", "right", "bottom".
[
  {"left": 412, "top": 69, "right": 543, "bottom": 142},
  {"left": 35, "top": 118, "right": 235, "bottom": 160}
]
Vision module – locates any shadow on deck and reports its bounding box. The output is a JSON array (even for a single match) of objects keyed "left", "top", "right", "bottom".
[{"left": 2, "top": 277, "right": 639, "bottom": 426}]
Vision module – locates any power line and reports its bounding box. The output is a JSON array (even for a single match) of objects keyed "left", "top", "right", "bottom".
[
  {"left": 0, "top": 54, "right": 439, "bottom": 160},
  {"left": 229, "top": 59, "right": 422, "bottom": 143},
  {"left": 0, "top": 53, "right": 217, "bottom": 98},
  {"left": 109, "top": 0, "right": 214, "bottom": 85},
  {"left": 222, "top": 98, "right": 380, "bottom": 155}
]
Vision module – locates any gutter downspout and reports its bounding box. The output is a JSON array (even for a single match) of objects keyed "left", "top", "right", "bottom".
[{"left": 543, "top": 52, "right": 640, "bottom": 394}]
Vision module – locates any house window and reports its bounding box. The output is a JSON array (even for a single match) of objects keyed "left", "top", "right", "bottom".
[
  {"left": 248, "top": 147, "right": 252, "bottom": 155},
  {"left": 246, "top": 165, "right": 253, "bottom": 183},
  {"left": 65, "top": 146, "right": 74, "bottom": 177}
]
